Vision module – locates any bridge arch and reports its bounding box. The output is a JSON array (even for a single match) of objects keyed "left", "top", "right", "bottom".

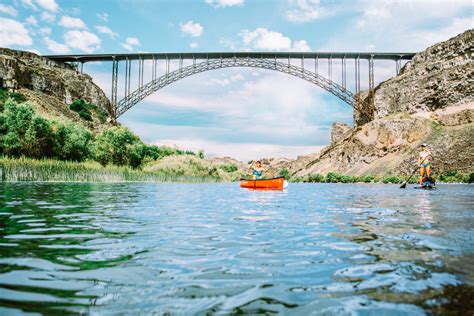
[{"left": 115, "top": 57, "right": 367, "bottom": 118}]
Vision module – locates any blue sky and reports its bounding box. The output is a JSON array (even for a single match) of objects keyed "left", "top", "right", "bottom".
[{"left": 1, "top": 0, "right": 472, "bottom": 160}]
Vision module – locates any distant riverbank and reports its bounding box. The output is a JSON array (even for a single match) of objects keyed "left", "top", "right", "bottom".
[{"left": 1, "top": 156, "right": 472, "bottom": 184}]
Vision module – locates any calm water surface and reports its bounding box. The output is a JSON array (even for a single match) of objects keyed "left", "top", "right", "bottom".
[{"left": 0, "top": 183, "right": 473, "bottom": 315}]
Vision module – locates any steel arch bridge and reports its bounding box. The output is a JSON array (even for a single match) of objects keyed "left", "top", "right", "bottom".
[{"left": 44, "top": 52, "right": 415, "bottom": 122}]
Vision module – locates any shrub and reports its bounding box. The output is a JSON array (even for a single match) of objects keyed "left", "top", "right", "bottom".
[
  {"left": 221, "top": 164, "right": 238, "bottom": 173},
  {"left": 307, "top": 173, "right": 325, "bottom": 182},
  {"left": 278, "top": 168, "right": 290, "bottom": 179},
  {"left": 0, "top": 89, "right": 26, "bottom": 111},
  {"left": 326, "top": 172, "right": 344, "bottom": 183},
  {"left": 69, "top": 99, "right": 97, "bottom": 121},
  {"left": 1, "top": 100, "right": 54, "bottom": 158},
  {"left": 469, "top": 173, "right": 474, "bottom": 184},
  {"left": 446, "top": 170, "right": 457, "bottom": 177},
  {"left": 382, "top": 175, "right": 402, "bottom": 184},
  {"left": 53, "top": 122, "right": 93, "bottom": 161},
  {"left": 93, "top": 126, "right": 146, "bottom": 168},
  {"left": 361, "top": 175, "right": 375, "bottom": 183}
]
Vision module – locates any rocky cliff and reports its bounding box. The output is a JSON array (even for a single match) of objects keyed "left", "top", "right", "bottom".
[
  {"left": 0, "top": 48, "right": 111, "bottom": 130},
  {"left": 286, "top": 30, "right": 473, "bottom": 177}
]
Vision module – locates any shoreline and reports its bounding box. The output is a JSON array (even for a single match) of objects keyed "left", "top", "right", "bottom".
[{"left": 1, "top": 157, "right": 471, "bottom": 184}]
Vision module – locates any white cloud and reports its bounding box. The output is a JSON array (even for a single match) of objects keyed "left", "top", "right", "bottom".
[
  {"left": 180, "top": 21, "right": 203, "bottom": 37},
  {"left": 190, "top": 42, "right": 198, "bottom": 48},
  {"left": 21, "top": 0, "right": 37, "bottom": 11},
  {"left": 25, "top": 48, "right": 41, "bottom": 55},
  {"left": 40, "top": 11, "right": 55, "bottom": 23},
  {"left": 64, "top": 30, "right": 101, "bottom": 53},
  {"left": 121, "top": 37, "right": 141, "bottom": 51},
  {"left": 285, "top": 0, "right": 327, "bottom": 22},
  {"left": 96, "top": 25, "right": 119, "bottom": 38},
  {"left": 25, "top": 15, "right": 38, "bottom": 26},
  {"left": 44, "top": 37, "right": 69, "bottom": 53},
  {"left": 239, "top": 27, "right": 311, "bottom": 51},
  {"left": 0, "top": 4, "right": 18, "bottom": 17},
  {"left": 321, "top": 1, "right": 473, "bottom": 52},
  {"left": 0, "top": 17, "right": 33, "bottom": 46},
  {"left": 205, "top": 0, "right": 244, "bottom": 8},
  {"left": 230, "top": 74, "right": 244, "bottom": 81},
  {"left": 207, "top": 73, "right": 245, "bottom": 86},
  {"left": 291, "top": 39, "right": 311, "bottom": 52},
  {"left": 39, "top": 26, "right": 51, "bottom": 36},
  {"left": 97, "top": 13, "right": 108, "bottom": 22},
  {"left": 36, "top": 0, "right": 58, "bottom": 12},
  {"left": 59, "top": 15, "right": 87, "bottom": 29}
]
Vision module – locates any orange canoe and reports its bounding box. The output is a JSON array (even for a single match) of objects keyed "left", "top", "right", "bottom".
[{"left": 240, "top": 177, "right": 286, "bottom": 190}]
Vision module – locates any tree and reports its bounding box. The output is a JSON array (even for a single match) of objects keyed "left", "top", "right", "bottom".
[
  {"left": 93, "top": 126, "right": 146, "bottom": 167},
  {"left": 54, "top": 122, "right": 93, "bottom": 161},
  {"left": 1, "top": 100, "right": 54, "bottom": 158}
]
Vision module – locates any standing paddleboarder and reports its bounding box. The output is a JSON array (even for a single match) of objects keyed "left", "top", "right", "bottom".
[{"left": 418, "top": 143, "right": 432, "bottom": 186}]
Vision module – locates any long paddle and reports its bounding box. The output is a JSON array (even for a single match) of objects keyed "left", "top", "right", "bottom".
[{"left": 400, "top": 155, "right": 429, "bottom": 189}]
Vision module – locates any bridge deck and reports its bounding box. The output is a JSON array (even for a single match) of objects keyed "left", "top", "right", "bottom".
[{"left": 43, "top": 52, "right": 416, "bottom": 63}]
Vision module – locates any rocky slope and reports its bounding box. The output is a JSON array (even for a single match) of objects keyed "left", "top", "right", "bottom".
[
  {"left": 283, "top": 30, "right": 474, "bottom": 177},
  {"left": 0, "top": 48, "right": 111, "bottom": 130}
]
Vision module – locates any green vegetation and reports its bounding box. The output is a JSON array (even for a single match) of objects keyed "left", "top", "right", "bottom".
[
  {"left": 0, "top": 156, "right": 213, "bottom": 182},
  {"left": 286, "top": 171, "right": 471, "bottom": 184},
  {"left": 220, "top": 163, "right": 238, "bottom": 173},
  {"left": 278, "top": 168, "right": 290, "bottom": 179},
  {"left": 0, "top": 95, "right": 213, "bottom": 182},
  {"left": 438, "top": 170, "right": 472, "bottom": 183},
  {"left": 0, "top": 88, "right": 26, "bottom": 111}
]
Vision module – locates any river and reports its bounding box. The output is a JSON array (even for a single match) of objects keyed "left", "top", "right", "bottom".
[{"left": 0, "top": 182, "right": 473, "bottom": 314}]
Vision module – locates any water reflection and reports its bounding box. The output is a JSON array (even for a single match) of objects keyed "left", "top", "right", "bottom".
[{"left": 0, "top": 182, "right": 472, "bottom": 314}]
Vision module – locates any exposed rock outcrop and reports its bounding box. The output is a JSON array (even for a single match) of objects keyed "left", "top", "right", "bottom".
[
  {"left": 358, "top": 30, "right": 473, "bottom": 125},
  {"left": 331, "top": 122, "right": 352, "bottom": 145},
  {"left": 0, "top": 48, "right": 111, "bottom": 129},
  {"left": 294, "top": 30, "right": 474, "bottom": 177}
]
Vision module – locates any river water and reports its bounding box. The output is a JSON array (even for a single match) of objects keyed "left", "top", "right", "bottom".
[{"left": 0, "top": 182, "right": 472, "bottom": 315}]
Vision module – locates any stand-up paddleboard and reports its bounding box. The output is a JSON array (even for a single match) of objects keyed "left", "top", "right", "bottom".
[
  {"left": 240, "top": 177, "right": 288, "bottom": 190},
  {"left": 414, "top": 176, "right": 437, "bottom": 190},
  {"left": 414, "top": 185, "right": 437, "bottom": 190}
]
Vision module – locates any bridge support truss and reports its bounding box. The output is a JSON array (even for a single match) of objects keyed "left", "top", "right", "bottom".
[{"left": 45, "top": 52, "right": 415, "bottom": 123}]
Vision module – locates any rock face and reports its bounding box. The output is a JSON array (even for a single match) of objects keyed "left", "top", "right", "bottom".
[
  {"left": 331, "top": 123, "right": 352, "bottom": 145},
  {"left": 294, "top": 30, "right": 474, "bottom": 177},
  {"left": 0, "top": 48, "right": 111, "bottom": 127},
  {"left": 357, "top": 30, "right": 474, "bottom": 125}
]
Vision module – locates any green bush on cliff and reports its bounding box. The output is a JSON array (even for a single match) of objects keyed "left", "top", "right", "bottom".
[
  {"left": 69, "top": 99, "right": 97, "bottom": 121},
  {"left": 0, "top": 89, "right": 26, "bottom": 111}
]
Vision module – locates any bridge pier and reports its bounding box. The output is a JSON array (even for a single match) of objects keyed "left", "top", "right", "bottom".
[{"left": 111, "top": 58, "right": 119, "bottom": 122}]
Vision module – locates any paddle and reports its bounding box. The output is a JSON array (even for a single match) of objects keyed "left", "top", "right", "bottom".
[{"left": 400, "top": 155, "right": 429, "bottom": 189}]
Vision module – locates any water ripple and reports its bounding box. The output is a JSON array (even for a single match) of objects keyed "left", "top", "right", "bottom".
[{"left": 0, "top": 182, "right": 472, "bottom": 314}]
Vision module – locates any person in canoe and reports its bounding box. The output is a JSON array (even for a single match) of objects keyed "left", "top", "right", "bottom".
[
  {"left": 418, "top": 143, "right": 432, "bottom": 186},
  {"left": 249, "top": 160, "right": 268, "bottom": 180}
]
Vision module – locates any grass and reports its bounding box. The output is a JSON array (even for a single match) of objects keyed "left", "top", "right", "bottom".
[{"left": 0, "top": 156, "right": 217, "bottom": 183}]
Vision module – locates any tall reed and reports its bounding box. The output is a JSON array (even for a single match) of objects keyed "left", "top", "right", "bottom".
[{"left": 0, "top": 156, "right": 216, "bottom": 183}]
